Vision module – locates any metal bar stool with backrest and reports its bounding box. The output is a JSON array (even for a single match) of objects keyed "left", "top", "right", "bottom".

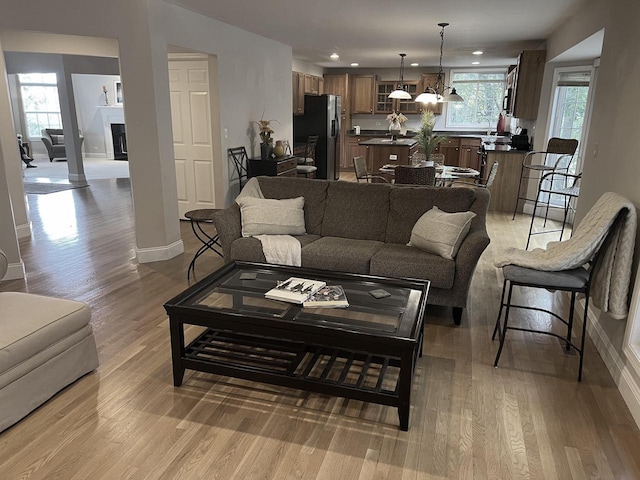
[
  {"left": 228, "top": 146, "right": 250, "bottom": 188},
  {"left": 352, "top": 156, "right": 388, "bottom": 183},
  {"left": 394, "top": 165, "right": 436, "bottom": 186},
  {"left": 526, "top": 171, "right": 581, "bottom": 249},
  {"left": 296, "top": 135, "right": 319, "bottom": 178},
  {"left": 512, "top": 137, "right": 578, "bottom": 220},
  {"left": 493, "top": 207, "right": 628, "bottom": 381}
]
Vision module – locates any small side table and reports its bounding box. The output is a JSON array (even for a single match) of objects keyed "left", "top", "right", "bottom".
[{"left": 184, "top": 209, "right": 224, "bottom": 280}]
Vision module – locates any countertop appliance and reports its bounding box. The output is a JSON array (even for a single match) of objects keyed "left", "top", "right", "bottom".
[{"left": 293, "top": 94, "right": 341, "bottom": 180}]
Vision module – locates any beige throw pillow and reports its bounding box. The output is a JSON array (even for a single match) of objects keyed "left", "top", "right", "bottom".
[
  {"left": 237, "top": 196, "right": 306, "bottom": 237},
  {"left": 408, "top": 207, "right": 476, "bottom": 259}
]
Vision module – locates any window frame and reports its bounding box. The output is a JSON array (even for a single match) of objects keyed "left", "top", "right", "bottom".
[
  {"left": 444, "top": 68, "right": 507, "bottom": 131},
  {"left": 18, "top": 73, "right": 63, "bottom": 141}
]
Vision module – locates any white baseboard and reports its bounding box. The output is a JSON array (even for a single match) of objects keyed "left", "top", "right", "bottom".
[
  {"left": 15, "top": 222, "right": 31, "bottom": 239},
  {"left": 68, "top": 173, "right": 87, "bottom": 182},
  {"left": 580, "top": 299, "right": 640, "bottom": 428},
  {"left": 3, "top": 261, "right": 25, "bottom": 280},
  {"left": 85, "top": 153, "right": 107, "bottom": 159},
  {"left": 136, "top": 239, "right": 184, "bottom": 263}
]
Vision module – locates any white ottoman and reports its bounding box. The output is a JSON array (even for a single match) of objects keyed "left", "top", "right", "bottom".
[{"left": 0, "top": 292, "right": 99, "bottom": 432}]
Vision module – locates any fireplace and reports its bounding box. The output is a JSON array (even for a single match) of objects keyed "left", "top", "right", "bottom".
[{"left": 111, "top": 123, "right": 128, "bottom": 160}]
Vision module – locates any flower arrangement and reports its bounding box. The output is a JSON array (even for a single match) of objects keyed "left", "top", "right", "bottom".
[
  {"left": 252, "top": 115, "right": 281, "bottom": 159},
  {"left": 414, "top": 110, "right": 447, "bottom": 159},
  {"left": 386, "top": 111, "right": 407, "bottom": 125}
]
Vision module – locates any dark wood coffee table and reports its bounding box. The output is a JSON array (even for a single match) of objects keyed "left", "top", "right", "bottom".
[{"left": 164, "top": 261, "right": 429, "bottom": 430}]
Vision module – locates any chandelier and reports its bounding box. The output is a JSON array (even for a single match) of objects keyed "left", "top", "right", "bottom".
[
  {"left": 415, "top": 23, "right": 464, "bottom": 104},
  {"left": 389, "top": 53, "right": 412, "bottom": 99}
]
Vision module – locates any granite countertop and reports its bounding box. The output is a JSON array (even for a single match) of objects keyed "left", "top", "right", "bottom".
[
  {"left": 482, "top": 143, "right": 529, "bottom": 153},
  {"left": 347, "top": 129, "right": 490, "bottom": 138},
  {"left": 359, "top": 138, "right": 418, "bottom": 146}
]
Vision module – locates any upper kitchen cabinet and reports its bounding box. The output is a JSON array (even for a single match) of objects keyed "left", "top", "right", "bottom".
[
  {"left": 293, "top": 71, "right": 324, "bottom": 115},
  {"left": 418, "top": 74, "right": 443, "bottom": 115},
  {"left": 323, "top": 74, "right": 350, "bottom": 115},
  {"left": 351, "top": 74, "right": 375, "bottom": 114},
  {"left": 375, "top": 80, "right": 420, "bottom": 114},
  {"left": 509, "top": 50, "right": 546, "bottom": 119},
  {"left": 292, "top": 71, "right": 305, "bottom": 115}
]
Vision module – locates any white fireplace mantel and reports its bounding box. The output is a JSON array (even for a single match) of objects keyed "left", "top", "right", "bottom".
[{"left": 97, "top": 106, "right": 125, "bottom": 159}]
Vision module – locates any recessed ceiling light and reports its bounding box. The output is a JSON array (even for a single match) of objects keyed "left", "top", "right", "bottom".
[
  {"left": 350, "top": 62, "right": 359, "bottom": 67},
  {"left": 411, "top": 63, "right": 419, "bottom": 67},
  {"left": 472, "top": 50, "right": 483, "bottom": 55},
  {"left": 472, "top": 61, "right": 480, "bottom": 65},
  {"left": 330, "top": 53, "right": 340, "bottom": 60}
]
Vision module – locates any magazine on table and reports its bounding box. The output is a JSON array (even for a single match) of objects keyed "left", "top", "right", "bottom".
[
  {"left": 264, "top": 277, "right": 326, "bottom": 304},
  {"left": 303, "top": 285, "right": 349, "bottom": 308}
]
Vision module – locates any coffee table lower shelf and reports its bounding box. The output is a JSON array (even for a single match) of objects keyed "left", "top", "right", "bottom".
[{"left": 173, "top": 328, "right": 415, "bottom": 430}]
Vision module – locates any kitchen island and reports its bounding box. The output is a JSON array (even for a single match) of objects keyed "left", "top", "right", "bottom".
[
  {"left": 358, "top": 138, "right": 419, "bottom": 178},
  {"left": 481, "top": 144, "right": 529, "bottom": 213}
]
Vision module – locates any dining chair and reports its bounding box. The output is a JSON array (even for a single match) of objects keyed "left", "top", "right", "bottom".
[
  {"left": 297, "top": 135, "right": 319, "bottom": 178},
  {"left": 394, "top": 165, "right": 436, "bottom": 186},
  {"left": 512, "top": 137, "right": 578, "bottom": 220},
  {"left": 449, "top": 161, "right": 498, "bottom": 189},
  {"left": 228, "top": 146, "right": 250, "bottom": 187},
  {"left": 353, "top": 156, "right": 388, "bottom": 183}
]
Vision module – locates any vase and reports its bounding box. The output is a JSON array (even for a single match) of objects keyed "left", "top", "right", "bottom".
[
  {"left": 389, "top": 121, "right": 402, "bottom": 141},
  {"left": 260, "top": 143, "right": 271, "bottom": 160}
]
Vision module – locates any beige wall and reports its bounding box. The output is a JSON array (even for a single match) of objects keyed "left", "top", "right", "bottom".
[
  {"left": 545, "top": 0, "right": 640, "bottom": 422},
  {"left": 0, "top": 0, "right": 293, "bottom": 267}
]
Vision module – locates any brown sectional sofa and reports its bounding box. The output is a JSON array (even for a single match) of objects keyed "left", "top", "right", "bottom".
[{"left": 212, "top": 176, "right": 490, "bottom": 324}]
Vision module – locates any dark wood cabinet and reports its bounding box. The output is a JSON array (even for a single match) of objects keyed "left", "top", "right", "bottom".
[
  {"left": 323, "top": 74, "right": 349, "bottom": 114},
  {"left": 292, "top": 72, "right": 305, "bottom": 115},
  {"left": 375, "top": 80, "right": 420, "bottom": 114},
  {"left": 248, "top": 156, "right": 298, "bottom": 178},
  {"left": 510, "top": 50, "right": 546, "bottom": 119},
  {"left": 434, "top": 137, "right": 482, "bottom": 168},
  {"left": 347, "top": 136, "right": 373, "bottom": 171}
]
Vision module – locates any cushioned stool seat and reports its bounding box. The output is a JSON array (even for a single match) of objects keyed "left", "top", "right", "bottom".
[{"left": 0, "top": 292, "right": 98, "bottom": 432}]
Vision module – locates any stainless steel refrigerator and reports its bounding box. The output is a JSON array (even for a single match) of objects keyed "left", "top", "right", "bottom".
[{"left": 293, "top": 94, "right": 341, "bottom": 180}]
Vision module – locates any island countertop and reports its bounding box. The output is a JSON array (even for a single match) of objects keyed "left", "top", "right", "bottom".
[{"left": 359, "top": 138, "right": 418, "bottom": 147}]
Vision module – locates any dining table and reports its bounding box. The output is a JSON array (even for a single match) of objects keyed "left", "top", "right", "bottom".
[{"left": 379, "top": 163, "right": 480, "bottom": 186}]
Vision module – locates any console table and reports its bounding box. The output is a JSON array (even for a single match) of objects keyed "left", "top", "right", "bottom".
[{"left": 248, "top": 156, "right": 298, "bottom": 177}]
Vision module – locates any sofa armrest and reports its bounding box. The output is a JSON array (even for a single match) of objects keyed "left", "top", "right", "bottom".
[
  {"left": 41, "top": 137, "right": 54, "bottom": 156},
  {"left": 448, "top": 228, "right": 490, "bottom": 307},
  {"left": 212, "top": 204, "right": 242, "bottom": 260},
  {"left": 0, "top": 249, "right": 7, "bottom": 279}
]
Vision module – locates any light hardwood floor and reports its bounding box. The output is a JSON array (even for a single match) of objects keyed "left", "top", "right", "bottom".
[{"left": 1, "top": 175, "right": 639, "bottom": 479}]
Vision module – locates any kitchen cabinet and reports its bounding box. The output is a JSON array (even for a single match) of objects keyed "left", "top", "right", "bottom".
[
  {"left": 374, "top": 80, "right": 420, "bottom": 114},
  {"left": 351, "top": 74, "right": 375, "bottom": 114},
  {"left": 359, "top": 139, "right": 419, "bottom": 182},
  {"left": 304, "top": 74, "right": 322, "bottom": 95},
  {"left": 458, "top": 138, "right": 482, "bottom": 170},
  {"left": 292, "top": 71, "right": 305, "bottom": 115},
  {"left": 418, "top": 74, "right": 444, "bottom": 115},
  {"left": 323, "top": 74, "right": 350, "bottom": 115},
  {"left": 434, "top": 136, "right": 482, "bottom": 168},
  {"left": 347, "top": 135, "right": 373, "bottom": 171},
  {"left": 509, "top": 50, "right": 546, "bottom": 119}
]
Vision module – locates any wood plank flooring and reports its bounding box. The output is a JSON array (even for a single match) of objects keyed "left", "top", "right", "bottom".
[{"left": 1, "top": 176, "right": 639, "bottom": 479}]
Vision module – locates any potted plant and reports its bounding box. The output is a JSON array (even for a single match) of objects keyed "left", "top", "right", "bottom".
[
  {"left": 252, "top": 116, "right": 280, "bottom": 160},
  {"left": 414, "top": 110, "right": 447, "bottom": 162}
]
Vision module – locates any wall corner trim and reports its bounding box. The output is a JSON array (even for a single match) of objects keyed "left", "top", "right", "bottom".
[{"left": 136, "top": 239, "right": 184, "bottom": 263}]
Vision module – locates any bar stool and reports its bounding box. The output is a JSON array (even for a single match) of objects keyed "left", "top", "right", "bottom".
[
  {"left": 512, "top": 137, "right": 578, "bottom": 220},
  {"left": 184, "top": 209, "right": 224, "bottom": 280}
]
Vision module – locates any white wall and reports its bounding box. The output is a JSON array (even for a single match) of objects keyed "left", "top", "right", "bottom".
[{"left": 72, "top": 73, "right": 121, "bottom": 157}]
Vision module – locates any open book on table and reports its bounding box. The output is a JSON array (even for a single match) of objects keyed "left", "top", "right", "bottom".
[{"left": 303, "top": 285, "right": 349, "bottom": 308}]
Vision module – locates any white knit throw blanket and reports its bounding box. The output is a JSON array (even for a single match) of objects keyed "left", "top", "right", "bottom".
[
  {"left": 494, "top": 192, "right": 636, "bottom": 319},
  {"left": 237, "top": 178, "right": 302, "bottom": 267}
]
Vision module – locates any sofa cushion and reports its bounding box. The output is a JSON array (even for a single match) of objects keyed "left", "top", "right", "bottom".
[
  {"left": 408, "top": 207, "right": 476, "bottom": 260},
  {"left": 385, "top": 186, "right": 476, "bottom": 244},
  {"left": 302, "top": 236, "right": 384, "bottom": 274},
  {"left": 257, "top": 177, "right": 329, "bottom": 235},
  {"left": 0, "top": 292, "right": 91, "bottom": 376},
  {"left": 321, "top": 182, "right": 391, "bottom": 241},
  {"left": 230, "top": 234, "right": 321, "bottom": 263},
  {"left": 370, "top": 244, "right": 456, "bottom": 289},
  {"left": 236, "top": 196, "right": 306, "bottom": 237}
]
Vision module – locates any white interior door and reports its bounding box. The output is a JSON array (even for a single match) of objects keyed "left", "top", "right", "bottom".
[{"left": 169, "top": 59, "right": 215, "bottom": 218}]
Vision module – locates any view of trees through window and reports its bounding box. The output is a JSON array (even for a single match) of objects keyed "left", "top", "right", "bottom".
[
  {"left": 446, "top": 71, "right": 506, "bottom": 129},
  {"left": 18, "top": 73, "right": 62, "bottom": 139}
]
